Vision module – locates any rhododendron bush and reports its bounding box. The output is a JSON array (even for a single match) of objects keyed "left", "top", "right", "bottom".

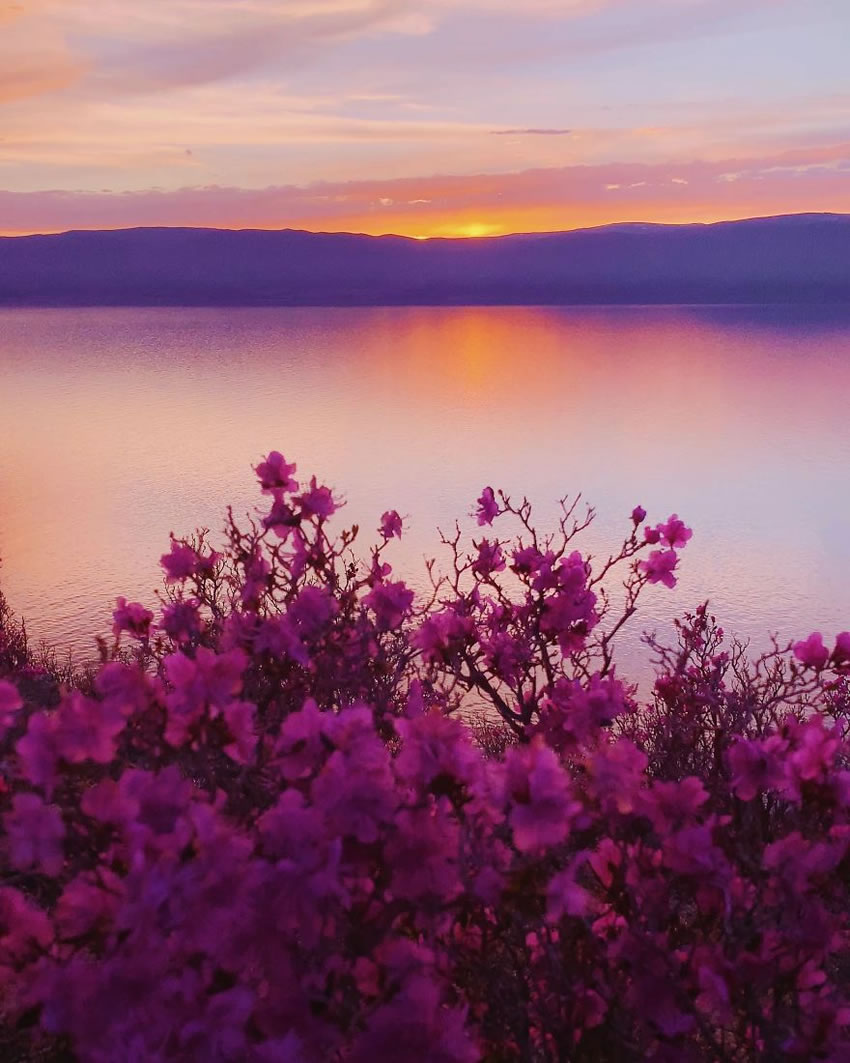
[{"left": 1, "top": 451, "right": 850, "bottom": 1061}]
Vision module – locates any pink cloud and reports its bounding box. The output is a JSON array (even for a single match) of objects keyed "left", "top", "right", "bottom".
[{"left": 2, "top": 144, "right": 848, "bottom": 237}]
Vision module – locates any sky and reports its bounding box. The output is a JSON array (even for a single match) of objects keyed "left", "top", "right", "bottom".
[{"left": 1, "top": 0, "right": 849, "bottom": 237}]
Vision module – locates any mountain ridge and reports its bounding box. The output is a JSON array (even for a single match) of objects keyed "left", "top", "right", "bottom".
[{"left": 1, "top": 212, "right": 848, "bottom": 306}]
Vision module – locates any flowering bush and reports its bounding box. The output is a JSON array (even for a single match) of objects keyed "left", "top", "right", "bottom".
[{"left": 1, "top": 451, "right": 849, "bottom": 1061}]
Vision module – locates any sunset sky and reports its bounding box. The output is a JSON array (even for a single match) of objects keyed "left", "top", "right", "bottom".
[{"left": 2, "top": 0, "right": 849, "bottom": 238}]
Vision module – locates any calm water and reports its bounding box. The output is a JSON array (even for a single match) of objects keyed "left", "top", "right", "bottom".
[{"left": 1, "top": 306, "right": 849, "bottom": 674}]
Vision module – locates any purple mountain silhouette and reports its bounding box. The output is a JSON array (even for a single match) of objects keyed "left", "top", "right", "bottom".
[{"left": 1, "top": 213, "right": 848, "bottom": 306}]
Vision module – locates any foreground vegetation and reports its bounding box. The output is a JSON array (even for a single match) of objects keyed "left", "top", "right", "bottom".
[{"left": 1, "top": 451, "right": 849, "bottom": 1061}]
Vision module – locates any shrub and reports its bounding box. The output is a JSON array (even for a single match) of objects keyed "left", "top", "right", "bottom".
[{"left": 1, "top": 451, "right": 849, "bottom": 1061}]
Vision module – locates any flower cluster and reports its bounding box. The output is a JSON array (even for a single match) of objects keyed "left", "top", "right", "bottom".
[{"left": 1, "top": 452, "right": 849, "bottom": 1062}]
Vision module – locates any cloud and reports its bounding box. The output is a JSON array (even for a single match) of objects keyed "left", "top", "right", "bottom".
[
  {"left": 2, "top": 142, "right": 848, "bottom": 237},
  {"left": 0, "top": 15, "right": 86, "bottom": 103},
  {"left": 0, "top": 0, "right": 416, "bottom": 101},
  {"left": 492, "top": 128, "right": 572, "bottom": 136}
]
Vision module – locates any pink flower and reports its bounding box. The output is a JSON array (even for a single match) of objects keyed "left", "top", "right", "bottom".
[
  {"left": 472, "top": 538, "right": 505, "bottom": 577},
  {"left": 475, "top": 486, "right": 500, "bottom": 526},
  {"left": 163, "top": 647, "right": 247, "bottom": 746},
  {"left": 288, "top": 585, "right": 338, "bottom": 638},
  {"left": 112, "top": 597, "right": 153, "bottom": 640},
  {"left": 413, "top": 610, "right": 473, "bottom": 665},
  {"left": 297, "top": 476, "right": 338, "bottom": 519},
  {"left": 254, "top": 614, "right": 308, "bottom": 665},
  {"left": 95, "top": 662, "right": 150, "bottom": 718},
  {"left": 4, "top": 792, "right": 65, "bottom": 876},
  {"left": 642, "top": 776, "right": 708, "bottom": 833},
  {"left": 395, "top": 711, "right": 482, "bottom": 789},
  {"left": 262, "top": 495, "right": 299, "bottom": 538},
  {"left": 222, "top": 700, "right": 257, "bottom": 763},
  {"left": 788, "top": 716, "right": 840, "bottom": 784},
  {"left": 0, "top": 679, "right": 22, "bottom": 735},
  {"left": 274, "top": 698, "right": 330, "bottom": 781},
  {"left": 657, "top": 514, "right": 693, "bottom": 548},
  {"left": 639, "top": 548, "right": 679, "bottom": 588},
  {"left": 480, "top": 632, "right": 529, "bottom": 684},
  {"left": 833, "top": 631, "right": 850, "bottom": 667},
  {"left": 0, "top": 887, "right": 53, "bottom": 966},
  {"left": 255, "top": 450, "right": 298, "bottom": 494},
  {"left": 727, "top": 734, "right": 790, "bottom": 800},
  {"left": 364, "top": 580, "right": 415, "bottom": 631},
  {"left": 546, "top": 856, "right": 591, "bottom": 921},
  {"left": 55, "top": 871, "right": 123, "bottom": 940},
  {"left": 539, "top": 555, "right": 599, "bottom": 651},
  {"left": 537, "top": 674, "right": 628, "bottom": 749},
  {"left": 311, "top": 739, "right": 397, "bottom": 844},
  {"left": 587, "top": 738, "right": 648, "bottom": 814},
  {"left": 379, "top": 510, "right": 403, "bottom": 540},
  {"left": 240, "top": 550, "right": 271, "bottom": 606},
  {"left": 386, "top": 803, "right": 461, "bottom": 901},
  {"left": 159, "top": 540, "right": 219, "bottom": 584},
  {"left": 505, "top": 738, "right": 579, "bottom": 852},
  {"left": 794, "top": 631, "right": 829, "bottom": 669},
  {"left": 159, "top": 599, "right": 202, "bottom": 643},
  {"left": 511, "top": 545, "right": 546, "bottom": 576},
  {"left": 54, "top": 691, "right": 125, "bottom": 764},
  {"left": 16, "top": 711, "right": 60, "bottom": 792},
  {"left": 350, "top": 975, "right": 478, "bottom": 1063},
  {"left": 631, "top": 505, "right": 647, "bottom": 525}
]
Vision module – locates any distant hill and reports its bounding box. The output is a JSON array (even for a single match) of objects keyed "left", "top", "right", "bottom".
[{"left": 1, "top": 213, "right": 848, "bottom": 306}]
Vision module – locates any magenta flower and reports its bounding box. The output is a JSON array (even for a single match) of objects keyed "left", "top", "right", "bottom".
[
  {"left": 412, "top": 609, "right": 473, "bottom": 665},
  {"left": 15, "top": 711, "right": 60, "bottom": 792},
  {"left": 475, "top": 486, "right": 500, "bottom": 526},
  {"left": 0, "top": 679, "right": 22, "bottom": 735},
  {"left": 794, "top": 631, "right": 829, "bottom": 669},
  {"left": 255, "top": 450, "right": 298, "bottom": 494},
  {"left": 4, "top": 792, "right": 65, "bottom": 876},
  {"left": 631, "top": 505, "right": 647, "bottom": 525},
  {"left": 350, "top": 976, "right": 478, "bottom": 1063},
  {"left": 472, "top": 538, "right": 506, "bottom": 577},
  {"left": 386, "top": 803, "right": 461, "bottom": 902},
  {"left": 53, "top": 691, "right": 125, "bottom": 765},
  {"left": 159, "top": 598, "right": 202, "bottom": 643},
  {"left": 639, "top": 548, "right": 679, "bottom": 588},
  {"left": 546, "top": 857, "right": 591, "bottom": 921},
  {"left": 481, "top": 631, "right": 530, "bottom": 684},
  {"left": 834, "top": 631, "right": 850, "bottom": 668},
  {"left": 112, "top": 597, "right": 154, "bottom": 640},
  {"left": 505, "top": 739, "right": 579, "bottom": 852},
  {"left": 588, "top": 738, "right": 648, "bottom": 814},
  {"left": 728, "top": 735, "right": 790, "bottom": 801},
  {"left": 395, "top": 710, "right": 481, "bottom": 789},
  {"left": 163, "top": 647, "right": 246, "bottom": 746},
  {"left": 379, "top": 509, "right": 404, "bottom": 540},
  {"left": 222, "top": 700, "right": 257, "bottom": 764},
  {"left": 159, "top": 540, "right": 218, "bottom": 584},
  {"left": 274, "top": 697, "right": 330, "bottom": 780},
  {"left": 288, "top": 585, "right": 338, "bottom": 638},
  {"left": 511, "top": 545, "right": 546, "bottom": 576},
  {"left": 297, "top": 475, "right": 338, "bottom": 519},
  {"left": 363, "top": 579, "right": 414, "bottom": 631},
  {"left": 657, "top": 513, "right": 693, "bottom": 548}
]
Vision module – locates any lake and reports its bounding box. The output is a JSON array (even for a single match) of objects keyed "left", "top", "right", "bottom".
[{"left": 1, "top": 305, "right": 849, "bottom": 675}]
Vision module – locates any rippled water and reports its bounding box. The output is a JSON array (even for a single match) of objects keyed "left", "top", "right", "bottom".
[{"left": 1, "top": 305, "right": 849, "bottom": 672}]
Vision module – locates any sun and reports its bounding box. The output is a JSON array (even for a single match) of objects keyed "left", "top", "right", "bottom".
[{"left": 454, "top": 222, "right": 501, "bottom": 238}]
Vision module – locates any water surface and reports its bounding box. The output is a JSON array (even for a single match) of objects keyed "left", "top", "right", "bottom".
[{"left": 1, "top": 306, "right": 849, "bottom": 672}]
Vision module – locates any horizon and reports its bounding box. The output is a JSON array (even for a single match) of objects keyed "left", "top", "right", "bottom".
[
  {"left": 4, "top": 209, "right": 849, "bottom": 243},
  {"left": 3, "top": 1, "right": 849, "bottom": 238}
]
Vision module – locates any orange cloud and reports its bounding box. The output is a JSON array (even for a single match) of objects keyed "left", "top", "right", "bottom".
[{"left": 2, "top": 146, "right": 848, "bottom": 237}]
